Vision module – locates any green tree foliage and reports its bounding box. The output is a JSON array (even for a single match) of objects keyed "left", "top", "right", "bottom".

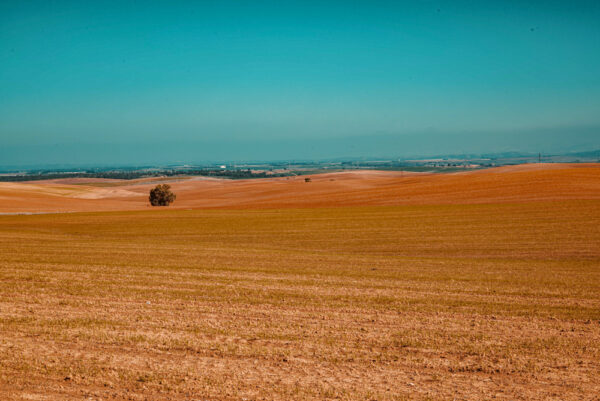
[
  {"left": 149, "top": 184, "right": 176, "bottom": 206},
  {"left": 0, "top": 169, "right": 289, "bottom": 182}
]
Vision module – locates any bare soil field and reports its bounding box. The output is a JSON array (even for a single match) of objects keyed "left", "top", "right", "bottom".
[
  {"left": 1, "top": 164, "right": 599, "bottom": 400},
  {"left": 1, "top": 163, "right": 599, "bottom": 213}
]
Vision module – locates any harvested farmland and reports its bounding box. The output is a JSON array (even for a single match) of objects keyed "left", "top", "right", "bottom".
[
  {"left": 0, "top": 164, "right": 599, "bottom": 400},
  {"left": 1, "top": 164, "right": 599, "bottom": 214}
]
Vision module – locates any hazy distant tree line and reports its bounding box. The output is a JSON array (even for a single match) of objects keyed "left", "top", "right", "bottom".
[{"left": 0, "top": 169, "right": 289, "bottom": 182}]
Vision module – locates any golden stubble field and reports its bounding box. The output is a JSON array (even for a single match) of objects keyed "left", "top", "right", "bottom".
[{"left": 1, "top": 166, "right": 599, "bottom": 400}]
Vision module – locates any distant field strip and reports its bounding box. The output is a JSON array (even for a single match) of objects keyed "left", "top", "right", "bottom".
[
  {"left": 1, "top": 200, "right": 599, "bottom": 400},
  {"left": 1, "top": 164, "right": 599, "bottom": 213}
]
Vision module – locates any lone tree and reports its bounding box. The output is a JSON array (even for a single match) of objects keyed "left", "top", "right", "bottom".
[{"left": 149, "top": 184, "right": 176, "bottom": 206}]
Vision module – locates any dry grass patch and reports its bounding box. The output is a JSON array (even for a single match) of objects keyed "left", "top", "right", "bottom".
[{"left": 1, "top": 201, "right": 599, "bottom": 400}]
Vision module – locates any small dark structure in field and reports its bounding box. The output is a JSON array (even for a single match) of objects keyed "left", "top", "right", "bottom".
[
  {"left": 305, "top": 177, "right": 312, "bottom": 183},
  {"left": 149, "top": 184, "right": 176, "bottom": 206}
]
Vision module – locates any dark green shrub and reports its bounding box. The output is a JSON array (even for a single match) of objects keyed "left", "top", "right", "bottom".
[{"left": 149, "top": 184, "right": 176, "bottom": 206}]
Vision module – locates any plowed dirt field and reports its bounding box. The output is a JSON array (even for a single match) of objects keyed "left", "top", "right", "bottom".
[{"left": 1, "top": 164, "right": 599, "bottom": 400}]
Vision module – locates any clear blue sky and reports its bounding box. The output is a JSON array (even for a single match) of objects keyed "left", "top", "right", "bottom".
[{"left": 1, "top": 0, "right": 599, "bottom": 166}]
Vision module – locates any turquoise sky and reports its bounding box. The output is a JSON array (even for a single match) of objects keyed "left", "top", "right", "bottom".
[{"left": 1, "top": 1, "right": 599, "bottom": 165}]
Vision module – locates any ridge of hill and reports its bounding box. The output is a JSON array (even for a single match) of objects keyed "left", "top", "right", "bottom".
[{"left": 0, "top": 163, "right": 598, "bottom": 213}]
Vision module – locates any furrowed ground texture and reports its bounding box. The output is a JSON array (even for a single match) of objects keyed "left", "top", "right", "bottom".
[{"left": 1, "top": 201, "right": 599, "bottom": 400}]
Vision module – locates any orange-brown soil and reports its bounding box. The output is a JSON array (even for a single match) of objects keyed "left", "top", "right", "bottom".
[
  {"left": 1, "top": 163, "right": 599, "bottom": 213},
  {"left": 0, "top": 164, "right": 599, "bottom": 400}
]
